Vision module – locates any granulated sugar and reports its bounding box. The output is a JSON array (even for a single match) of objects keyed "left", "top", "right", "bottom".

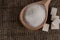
[{"left": 24, "top": 4, "right": 46, "bottom": 27}]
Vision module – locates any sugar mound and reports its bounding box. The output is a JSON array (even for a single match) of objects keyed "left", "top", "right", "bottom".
[{"left": 25, "top": 4, "right": 46, "bottom": 27}]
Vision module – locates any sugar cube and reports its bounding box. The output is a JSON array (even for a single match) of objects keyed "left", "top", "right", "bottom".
[
  {"left": 51, "top": 19, "right": 60, "bottom": 29},
  {"left": 52, "top": 19, "right": 60, "bottom": 25},
  {"left": 42, "top": 24, "right": 49, "bottom": 32},
  {"left": 51, "top": 7, "right": 57, "bottom": 16},
  {"left": 51, "top": 22, "right": 59, "bottom": 29},
  {"left": 51, "top": 16, "right": 59, "bottom": 21}
]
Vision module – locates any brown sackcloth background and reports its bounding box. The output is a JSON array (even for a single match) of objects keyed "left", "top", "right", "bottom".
[{"left": 0, "top": 0, "right": 60, "bottom": 40}]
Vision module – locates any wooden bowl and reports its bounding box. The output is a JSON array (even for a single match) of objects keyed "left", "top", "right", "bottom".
[{"left": 19, "top": 0, "right": 51, "bottom": 30}]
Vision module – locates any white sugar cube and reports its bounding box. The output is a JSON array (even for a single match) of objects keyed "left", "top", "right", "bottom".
[
  {"left": 42, "top": 24, "right": 49, "bottom": 32},
  {"left": 51, "top": 19, "right": 60, "bottom": 29},
  {"left": 51, "top": 7, "right": 57, "bottom": 16},
  {"left": 51, "top": 22, "right": 59, "bottom": 29},
  {"left": 55, "top": 16, "right": 59, "bottom": 19},
  {"left": 52, "top": 19, "right": 60, "bottom": 25},
  {"left": 51, "top": 16, "right": 59, "bottom": 20}
]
